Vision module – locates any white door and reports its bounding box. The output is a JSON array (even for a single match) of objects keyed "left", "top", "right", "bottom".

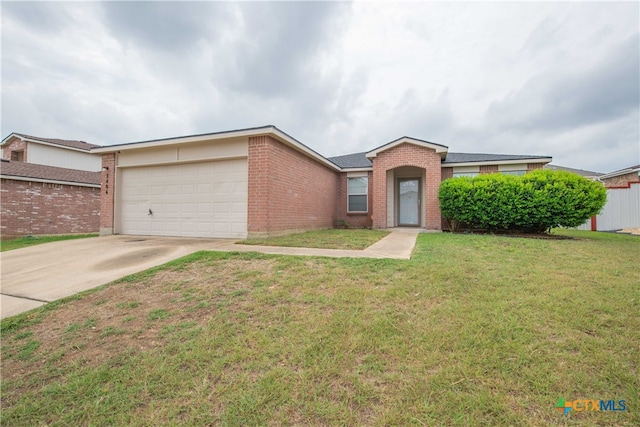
[
  {"left": 398, "top": 179, "right": 420, "bottom": 226},
  {"left": 119, "top": 159, "right": 247, "bottom": 238}
]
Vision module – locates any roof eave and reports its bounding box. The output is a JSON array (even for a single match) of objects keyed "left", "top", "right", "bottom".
[
  {"left": 443, "top": 157, "right": 552, "bottom": 167},
  {"left": 366, "top": 137, "right": 449, "bottom": 159},
  {"left": 0, "top": 174, "right": 100, "bottom": 188},
  {"left": 598, "top": 167, "right": 640, "bottom": 180},
  {"left": 91, "top": 125, "right": 342, "bottom": 172},
  {"left": 1, "top": 133, "right": 94, "bottom": 153}
]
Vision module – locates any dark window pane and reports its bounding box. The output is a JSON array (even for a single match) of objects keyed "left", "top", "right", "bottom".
[{"left": 348, "top": 195, "right": 367, "bottom": 212}]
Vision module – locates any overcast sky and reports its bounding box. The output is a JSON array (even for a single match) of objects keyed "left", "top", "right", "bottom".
[{"left": 2, "top": 1, "right": 638, "bottom": 173}]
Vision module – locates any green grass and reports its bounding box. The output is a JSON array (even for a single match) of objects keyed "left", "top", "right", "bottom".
[
  {"left": 0, "top": 234, "right": 98, "bottom": 252},
  {"left": 1, "top": 230, "right": 638, "bottom": 426},
  {"left": 240, "top": 228, "right": 390, "bottom": 250}
]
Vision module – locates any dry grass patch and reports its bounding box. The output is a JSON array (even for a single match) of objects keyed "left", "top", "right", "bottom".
[{"left": 240, "top": 228, "right": 390, "bottom": 250}]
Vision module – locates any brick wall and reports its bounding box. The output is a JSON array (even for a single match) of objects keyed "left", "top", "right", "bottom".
[
  {"left": 602, "top": 172, "right": 640, "bottom": 188},
  {"left": 441, "top": 167, "right": 453, "bottom": 180},
  {"left": 371, "top": 143, "right": 442, "bottom": 230},
  {"left": 1, "top": 178, "right": 100, "bottom": 238},
  {"left": 2, "top": 138, "right": 27, "bottom": 162},
  {"left": 100, "top": 153, "right": 116, "bottom": 234},
  {"left": 336, "top": 171, "right": 373, "bottom": 228},
  {"left": 527, "top": 162, "right": 544, "bottom": 171},
  {"left": 247, "top": 136, "right": 338, "bottom": 236},
  {"left": 480, "top": 164, "right": 499, "bottom": 174}
]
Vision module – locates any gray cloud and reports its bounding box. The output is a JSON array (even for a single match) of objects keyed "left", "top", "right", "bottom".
[
  {"left": 1, "top": 2, "right": 638, "bottom": 173},
  {"left": 101, "top": 2, "right": 229, "bottom": 51},
  {"left": 487, "top": 33, "right": 639, "bottom": 133}
]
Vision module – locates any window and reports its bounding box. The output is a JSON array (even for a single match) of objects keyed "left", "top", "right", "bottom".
[
  {"left": 347, "top": 176, "right": 368, "bottom": 212},
  {"left": 11, "top": 150, "right": 24, "bottom": 162},
  {"left": 452, "top": 172, "right": 478, "bottom": 178},
  {"left": 501, "top": 170, "right": 526, "bottom": 176}
]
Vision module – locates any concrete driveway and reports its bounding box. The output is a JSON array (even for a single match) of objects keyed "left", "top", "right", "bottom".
[{"left": 0, "top": 236, "right": 233, "bottom": 319}]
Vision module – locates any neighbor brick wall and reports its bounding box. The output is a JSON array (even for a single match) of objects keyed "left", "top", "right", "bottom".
[
  {"left": 1, "top": 178, "right": 100, "bottom": 238},
  {"left": 602, "top": 172, "right": 640, "bottom": 188},
  {"left": 247, "top": 136, "right": 338, "bottom": 236},
  {"left": 480, "top": 164, "right": 499, "bottom": 174},
  {"left": 336, "top": 171, "right": 373, "bottom": 228},
  {"left": 2, "top": 138, "right": 27, "bottom": 162},
  {"left": 371, "top": 143, "right": 442, "bottom": 230},
  {"left": 527, "top": 163, "right": 544, "bottom": 171},
  {"left": 100, "top": 153, "right": 116, "bottom": 234}
]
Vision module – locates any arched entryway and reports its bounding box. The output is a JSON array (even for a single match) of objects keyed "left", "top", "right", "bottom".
[{"left": 386, "top": 166, "right": 425, "bottom": 227}]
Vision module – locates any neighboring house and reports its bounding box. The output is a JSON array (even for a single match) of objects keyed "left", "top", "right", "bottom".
[
  {"left": 599, "top": 164, "right": 640, "bottom": 188},
  {"left": 93, "top": 125, "right": 551, "bottom": 238},
  {"left": 1, "top": 133, "right": 101, "bottom": 172},
  {"left": 0, "top": 159, "right": 101, "bottom": 238},
  {"left": 544, "top": 164, "right": 603, "bottom": 180},
  {"left": 575, "top": 164, "right": 640, "bottom": 232}
]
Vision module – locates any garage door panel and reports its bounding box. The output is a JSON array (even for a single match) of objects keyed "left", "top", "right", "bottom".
[{"left": 119, "top": 159, "right": 247, "bottom": 238}]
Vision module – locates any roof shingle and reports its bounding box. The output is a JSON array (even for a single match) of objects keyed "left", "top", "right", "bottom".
[
  {"left": 0, "top": 159, "right": 101, "bottom": 186},
  {"left": 11, "top": 133, "right": 100, "bottom": 151}
]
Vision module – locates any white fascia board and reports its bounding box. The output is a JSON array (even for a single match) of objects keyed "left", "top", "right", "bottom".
[
  {"left": 268, "top": 128, "right": 341, "bottom": 171},
  {"left": 442, "top": 158, "right": 552, "bottom": 167},
  {"left": 340, "top": 167, "right": 373, "bottom": 173},
  {"left": 91, "top": 127, "right": 273, "bottom": 153},
  {"left": 21, "top": 138, "right": 94, "bottom": 154},
  {"left": 366, "top": 137, "right": 448, "bottom": 159},
  {"left": 598, "top": 167, "right": 640, "bottom": 180},
  {"left": 93, "top": 125, "right": 343, "bottom": 172},
  {"left": 0, "top": 133, "right": 20, "bottom": 145},
  {"left": 0, "top": 174, "right": 100, "bottom": 188}
]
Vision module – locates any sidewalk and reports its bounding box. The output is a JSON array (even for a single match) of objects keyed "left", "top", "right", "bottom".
[{"left": 213, "top": 228, "right": 422, "bottom": 260}]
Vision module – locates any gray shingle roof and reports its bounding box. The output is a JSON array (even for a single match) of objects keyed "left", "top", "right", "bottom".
[
  {"left": 11, "top": 133, "right": 100, "bottom": 151},
  {"left": 0, "top": 159, "right": 101, "bottom": 185},
  {"left": 329, "top": 151, "right": 550, "bottom": 169},
  {"left": 327, "top": 152, "right": 372, "bottom": 168},
  {"left": 543, "top": 164, "right": 603, "bottom": 177},
  {"left": 442, "top": 152, "right": 551, "bottom": 164}
]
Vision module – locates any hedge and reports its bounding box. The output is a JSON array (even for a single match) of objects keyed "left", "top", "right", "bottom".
[{"left": 438, "top": 170, "right": 607, "bottom": 233}]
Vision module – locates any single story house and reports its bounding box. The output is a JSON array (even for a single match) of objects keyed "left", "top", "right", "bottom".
[
  {"left": 599, "top": 164, "right": 640, "bottom": 188},
  {"left": 1, "top": 133, "right": 101, "bottom": 172},
  {"left": 0, "top": 159, "right": 101, "bottom": 238},
  {"left": 92, "top": 125, "right": 551, "bottom": 239}
]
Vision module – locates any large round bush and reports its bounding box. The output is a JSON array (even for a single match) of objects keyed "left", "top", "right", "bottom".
[{"left": 438, "top": 169, "right": 607, "bottom": 232}]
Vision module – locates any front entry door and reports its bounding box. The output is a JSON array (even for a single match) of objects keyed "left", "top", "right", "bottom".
[{"left": 398, "top": 179, "right": 420, "bottom": 226}]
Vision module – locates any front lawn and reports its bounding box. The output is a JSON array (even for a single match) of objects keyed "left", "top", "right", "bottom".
[
  {"left": 240, "top": 228, "right": 390, "bottom": 250},
  {"left": 1, "top": 231, "right": 638, "bottom": 426},
  {"left": 0, "top": 234, "right": 98, "bottom": 252}
]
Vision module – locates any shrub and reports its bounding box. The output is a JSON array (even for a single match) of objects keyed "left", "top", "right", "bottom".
[{"left": 439, "top": 170, "right": 607, "bottom": 233}]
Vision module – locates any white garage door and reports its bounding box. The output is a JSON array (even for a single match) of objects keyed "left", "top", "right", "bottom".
[{"left": 119, "top": 159, "right": 247, "bottom": 238}]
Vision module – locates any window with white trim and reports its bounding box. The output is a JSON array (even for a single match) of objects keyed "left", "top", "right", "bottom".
[
  {"left": 347, "top": 176, "right": 368, "bottom": 212},
  {"left": 500, "top": 170, "right": 526, "bottom": 176}
]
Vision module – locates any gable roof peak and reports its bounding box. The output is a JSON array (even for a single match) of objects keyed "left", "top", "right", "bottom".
[{"left": 366, "top": 136, "right": 448, "bottom": 159}]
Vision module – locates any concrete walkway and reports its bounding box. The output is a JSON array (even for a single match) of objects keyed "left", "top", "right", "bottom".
[
  {"left": 222, "top": 227, "right": 422, "bottom": 260},
  {"left": 1, "top": 229, "right": 421, "bottom": 319}
]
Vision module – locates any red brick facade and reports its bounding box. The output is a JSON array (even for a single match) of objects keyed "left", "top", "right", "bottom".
[
  {"left": 480, "top": 164, "right": 499, "bottom": 174},
  {"left": 371, "top": 143, "right": 442, "bottom": 230},
  {"left": 527, "top": 162, "right": 544, "bottom": 171},
  {"left": 1, "top": 178, "right": 100, "bottom": 238},
  {"left": 247, "top": 136, "right": 338, "bottom": 236},
  {"left": 336, "top": 171, "right": 373, "bottom": 228},
  {"left": 100, "top": 153, "right": 116, "bottom": 234},
  {"left": 601, "top": 172, "right": 640, "bottom": 188},
  {"left": 2, "top": 138, "right": 28, "bottom": 162}
]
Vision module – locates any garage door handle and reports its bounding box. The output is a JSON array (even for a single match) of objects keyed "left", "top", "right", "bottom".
[{"left": 148, "top": 209, "right": 153, "bottom": 216}]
